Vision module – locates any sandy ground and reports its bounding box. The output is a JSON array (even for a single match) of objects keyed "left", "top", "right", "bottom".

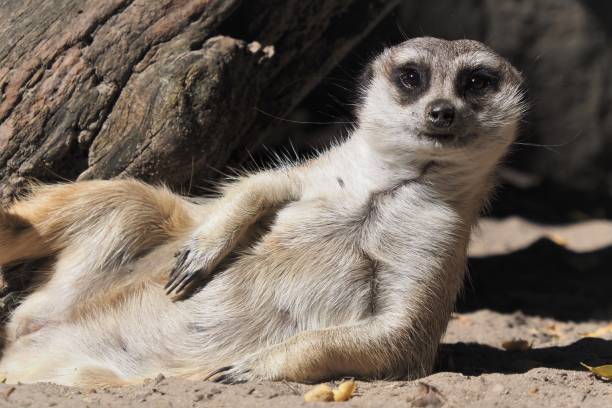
[{"left": 1, "top": 216, "right": 611, "bottom": 407}]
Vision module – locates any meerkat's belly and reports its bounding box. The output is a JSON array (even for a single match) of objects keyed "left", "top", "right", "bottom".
[{"left": 182, "top": 198, "right": 375, "bottom": 356}]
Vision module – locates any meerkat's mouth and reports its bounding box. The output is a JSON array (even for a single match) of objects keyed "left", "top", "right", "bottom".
[{"left": 421, "top": 132, "right": 456, "bottom": 142}]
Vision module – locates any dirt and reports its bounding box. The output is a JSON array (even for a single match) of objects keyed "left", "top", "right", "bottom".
[{"left": 1, "top": 216, "right": 611, "bottom": 407}]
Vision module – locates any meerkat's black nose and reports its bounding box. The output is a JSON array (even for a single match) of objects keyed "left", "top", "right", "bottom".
[{"left": 427, "top": 100, "right": 455, "bottom": 128}]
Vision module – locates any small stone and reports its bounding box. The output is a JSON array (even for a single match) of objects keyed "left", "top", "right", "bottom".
[
  {"left": 0, "top": 384, "right": 15, "bottom": 399},
  {"left": 262, "top": 45, "right": 275, "bottom": 58},
  {"left": 410, "top": 383, "right": 444, "bottom": 408},
  {"left": 248, "top": 41, "right": 262, "bottom": 53}
]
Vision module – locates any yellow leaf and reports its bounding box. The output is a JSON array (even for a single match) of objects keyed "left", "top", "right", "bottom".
[
  {"left": 332, "top": 379, "right": 356, "bottom": 402},
  {"left": 304, "top": 384, "right": 334, "bottom": 402},
  {"left": 582, "top": 324, "right": 612, "bottom": 338},
  {"left": 304, "top": 380, "right": 357, "bottom": 403},
  {"left": 581, "top": 362, "right": 612, "bottom": 379}
]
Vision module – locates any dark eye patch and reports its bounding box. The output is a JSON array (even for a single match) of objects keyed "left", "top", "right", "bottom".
[
  {"left": 391, "top": 63, "right": 430, "bottom": 105},
  {"left": 456, "top": 67, "right": 501, "bottom": 97}
]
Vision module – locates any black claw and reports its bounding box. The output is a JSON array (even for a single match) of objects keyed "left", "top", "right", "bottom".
[
  {"left": 169, "top": 250, "right": 190, "bottom": 275},
  {"left": 167, "top": 267, "right": 179, "bottom": 283},
  {"left": 166, "top": 249, "right": 200, "bottom": 295},
  {"left": 176, "top": 249, "right": 191, "bottom": 264},
  {"left": 167, "top": 275, "right": 185, "bottom": 294},
  {"left": 204, "top": 365, "right": 233, "bottom": 381},
  {"left": 215, "top": 374, "right": 229, "bottom": 383},
  {"left": 204, "top": 365, "right": 250, "bottom": 384},
  {"left": 166, "top": 269, "right": 200, "bottom": 295},
  {"left": 164, "top": 274, "right": 176, "bottom": 290},
  {"left": 174, "top": 271, "right": 197, "bottom": 294},
  {"left": 165, "top": 273, "right": 185, "bottom": 294}
]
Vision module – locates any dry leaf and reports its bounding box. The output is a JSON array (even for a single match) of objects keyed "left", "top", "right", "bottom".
[
  {"left": 304, "top": 384, "right": 334, "bottom": 402},
  {"left": 582, "top": 324, "right": 612, "bottom": 338},
  {"left": 332, "top": 380, "right": 356, "bottom": 402},
  {"left": 304, "top": 380, "right": 357, "bottom": 403},
  {"left": 581, "top": 362, "right": 612, "bottom": 379},
  {"left": 501, "top": 339, "right": 532, "bottom": 352}
]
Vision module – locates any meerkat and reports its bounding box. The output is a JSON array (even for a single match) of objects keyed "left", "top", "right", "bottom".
[{"left": 0, "top": 37, "right": 525, "bottom": 387}]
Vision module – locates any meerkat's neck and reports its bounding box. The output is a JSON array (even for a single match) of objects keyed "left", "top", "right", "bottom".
[{"left": 345, "top": 127, "right": 504, "bottom": 225}]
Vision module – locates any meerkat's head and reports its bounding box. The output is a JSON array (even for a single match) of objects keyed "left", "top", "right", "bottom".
[{"left": 357, "top": 37, "right": 526, "bottom": 164}]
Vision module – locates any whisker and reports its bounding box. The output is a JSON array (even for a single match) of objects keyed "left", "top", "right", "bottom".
[
  {"left": 512, "top": 142, "right": 561, "bottom": 154},
  {"left": 255, "top": 107, "right": 356, "bottom": 126}
]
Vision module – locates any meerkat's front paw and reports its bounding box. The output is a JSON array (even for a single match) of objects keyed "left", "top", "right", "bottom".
[
  {"left": 205, "top": 364, "right": 254, "bottom": 384},
  {"left": 165, "top": 246, "right": 216, "bottom": 297},
  {"left": 204, "top": 353, "right": 273, "bottom": 384},
  {"left": 165, "top": 229, "right": 233, "bottom": 298},
  {"left": 203, "top": 347, "right": 298, "bottom": 384}
]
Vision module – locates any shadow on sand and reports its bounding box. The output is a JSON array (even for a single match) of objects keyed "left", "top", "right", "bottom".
[
  {"left": 437, "top": 337, "right": 612, "bottom": 375},
  {"left": 459, "top": 238, "right": 612, "bottom": 321},
  {"left": 440, "top": 236, "right": 612, "bottom": 375}
]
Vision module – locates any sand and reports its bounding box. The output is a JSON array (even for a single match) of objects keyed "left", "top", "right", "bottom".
[{"left": 1, "top": 216, "right": 611, "bottom": 407}]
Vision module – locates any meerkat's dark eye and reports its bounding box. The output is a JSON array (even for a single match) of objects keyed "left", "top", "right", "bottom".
[
  {"left": 399, "top": 68, "right": 422, "bottom": 89},
  {"left": 463, "top": 69, "right": 499, "bottom": 94},
  {"left": 467, "top": 74, "right": 490, "bottom": 90}
]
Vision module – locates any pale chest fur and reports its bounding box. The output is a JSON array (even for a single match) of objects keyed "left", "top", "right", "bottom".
[{"left": 183, "top": 174, "right": 467, "bottom": 357}]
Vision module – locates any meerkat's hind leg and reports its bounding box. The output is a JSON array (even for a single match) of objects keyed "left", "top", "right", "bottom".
[{"left": 6, "top": 179, "right": 195, "bottom": 340}]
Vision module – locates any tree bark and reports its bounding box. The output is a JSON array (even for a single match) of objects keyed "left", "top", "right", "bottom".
[{"left": 0, "top": 0, "right": 399, "bottom": 203}]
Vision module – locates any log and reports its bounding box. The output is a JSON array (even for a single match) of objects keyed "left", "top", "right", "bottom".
[{"left": 0, "top": 0, "right": 399, "bottom": 204}]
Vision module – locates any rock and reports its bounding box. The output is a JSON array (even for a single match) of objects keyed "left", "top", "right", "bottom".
[{"left": 0, "top": 0, "right": 400, "bottom": 204}]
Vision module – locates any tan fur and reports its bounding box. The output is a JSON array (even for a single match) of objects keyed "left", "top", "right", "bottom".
[
  {"left": 75, "top": 367, "right": 132, "bottom": 388},
  {"left": 0, "top": 38, "right": 525, "bottom": 386}
]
